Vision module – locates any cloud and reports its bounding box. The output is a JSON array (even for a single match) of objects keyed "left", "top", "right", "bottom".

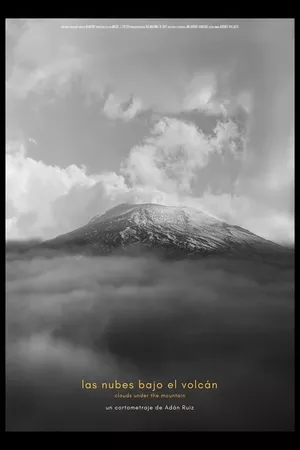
[
  {"left": 6, "top": 116, "right": 245, "bottom": 240},
  {"left": 122, "top": 117, "right": 244, "bottom": 194},
  {"left": 6, "top": 20, "right": 89, "bottom": 100},
  {"left": 235, "top": 91, "right": 253, "bottom": 115},
  {"left": 196, "top": 191, "right": 294, "bottom": 246},
  {"left": 6, "top": 109, "right": 294, "bottom": 246},
  {"left": 103, "top": 94, "right": 143, "bottom": 121},
  {"left": 263, "top": 130, "right": 294, "bottom": 193},
  {"left": 5, "top": 19, "right": 256, "bottom": 118},
  {"left": 5, "top": 141, "right": 111, "bottom": 239},
  {"left": 29, "top": 137, "right": 37, "bottom": 145},
  {"left": 5, "top": 20, "right": 294, "bottom": 245},
  {"left": 182, "top": 73, "right": 228, "bottom": 116},
  {"left": 6, "top": 249, "right": 294, "bottom": 431},
  {"left": 210, "top": 120, "right": 245, "bottom": 157}
]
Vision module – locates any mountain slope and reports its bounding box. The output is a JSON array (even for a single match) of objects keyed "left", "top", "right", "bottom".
[{"left": 42, "top": 203, "right": 283, "bottom": 259}]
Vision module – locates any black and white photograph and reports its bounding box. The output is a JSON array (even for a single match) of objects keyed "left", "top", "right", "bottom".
[{"left": 6, "top": 18, "right": 294, "bottom": 432}]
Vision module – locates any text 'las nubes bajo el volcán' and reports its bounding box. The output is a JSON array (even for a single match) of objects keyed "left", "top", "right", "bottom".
[{"left": 81, "top": 379, "right": 218, "bottom": 391}]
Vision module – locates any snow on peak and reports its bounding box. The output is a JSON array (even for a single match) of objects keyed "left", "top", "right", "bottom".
[
  {"left": 89, "top": 202, "right": 223, "bottom": 229},
  {"left": 45, "top": 202, "right": 281, "bottom": 256},
  {"left": 88, "top": 203, "right": 135, "bottom": 224}
]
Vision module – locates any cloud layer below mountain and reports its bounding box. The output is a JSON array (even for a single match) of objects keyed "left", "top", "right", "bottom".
[{"left": 6, "top": 246, "right": 294, "bottom": 431}]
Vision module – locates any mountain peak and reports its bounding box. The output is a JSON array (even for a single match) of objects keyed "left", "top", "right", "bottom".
[
  {"left": 88, "top": 202, "right": 134, "bottom": 224},
  {"left": 89, "top": 202, "right": 223, "bottom": 227},
  {"left": 44, "top": 202, "right": 281, "bottom": 259}
]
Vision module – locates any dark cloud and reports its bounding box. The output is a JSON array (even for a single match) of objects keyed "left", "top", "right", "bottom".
[{"left": 6, "top": 244, "right": 294, "bottom": 431}]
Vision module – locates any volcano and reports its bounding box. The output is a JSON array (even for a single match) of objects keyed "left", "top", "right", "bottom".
[{"left": 41, "top": 203, "right": 284, "bottom": 260}]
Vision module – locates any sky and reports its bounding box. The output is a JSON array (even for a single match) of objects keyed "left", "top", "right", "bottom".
[{"left": 6, "top": 18, "right": 294, "bottom": 245}]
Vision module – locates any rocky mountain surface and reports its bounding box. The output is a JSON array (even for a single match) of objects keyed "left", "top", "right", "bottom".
[{"left": 42, "top": 203, "right": 285, "bottom": 260}]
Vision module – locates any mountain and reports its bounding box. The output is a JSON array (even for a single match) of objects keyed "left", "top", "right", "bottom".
[{"left": 41, "top": 202, "right": 284, "bottom": 260}]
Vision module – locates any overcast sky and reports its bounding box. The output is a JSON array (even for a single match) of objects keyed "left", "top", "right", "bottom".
[{"left": 6, "top": 18, "right": 294, "bottom": 244}]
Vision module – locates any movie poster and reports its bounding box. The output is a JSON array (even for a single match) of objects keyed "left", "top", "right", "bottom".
[{"left": 6, "top": 18, "right": 294, "bottom": 432}]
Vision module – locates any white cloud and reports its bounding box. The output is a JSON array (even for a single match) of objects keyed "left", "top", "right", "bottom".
[
  {"left": 6, "top": 142, "right": 104, "bottom": 239},
  {"left": 103, "top": 94, "right": 143, "bottom": 121},
  {"left": 182, "top": 73, "right": 253, "bottom": 117},
  {"left": 235, "top": 91, "right": 253, "bottom": 114},
  {"left": 264, "top": 130, "right": 294, "bottom": 192},
  {"left": 29, "top": 137, "right": 37, "bottom": 145},
  {"left": 123, "top": 117, "right": 244, "bottom": 193},
  {"left": 5, "top": 20, "right": 293, "bottom": 246},
  {"left": 5, "top": 118, "right": 245, "bottom": 240},
  {"left": 194, "top": 191, "right": 294, "bottom": 245},
  {"left": 7, "top": 45, "right": 87, "bottom": 99},
  {"left": 7, "top": 20, "right": 89, "bottom": 99},
  {"left": 6, "top": 20, "right": 255, "bottom": 121},
  {"left": 211, "top": 120, "right": 244, "bottom": 157},
  {"left": 6, "top": 217, "right": 19, "bottom": 239},
  {"left": 182, "top": 73, "right": 225, "bottom": 115},
  {"left": 5, "top": 118, "right": 293, "bottom": 246}
]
